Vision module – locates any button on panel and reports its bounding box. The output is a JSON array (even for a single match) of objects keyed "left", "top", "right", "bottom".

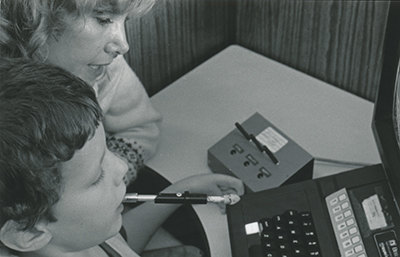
[{"left": 246, "top": 154, "right": 258, "bottom": 165}]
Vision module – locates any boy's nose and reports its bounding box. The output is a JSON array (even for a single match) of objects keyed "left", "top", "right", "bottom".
[
  {"left": 112, "top": 153, "right": 129, "bottom": 186},
  {"left": 105, "top": 23, "right": 129, "bottom": 55}
]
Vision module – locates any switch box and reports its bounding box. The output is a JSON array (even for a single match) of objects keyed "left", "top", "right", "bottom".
[{"left": 207, "top": 113, "right": 314, "bottom": 192}]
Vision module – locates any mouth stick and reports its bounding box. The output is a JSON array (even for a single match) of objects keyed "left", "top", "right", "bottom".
[{"left": 123, "top": 192, "right": 241, "bottom": 205}]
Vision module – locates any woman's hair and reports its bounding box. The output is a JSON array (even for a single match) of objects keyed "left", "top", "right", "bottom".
[
  {"left": 0, "top": 0, "right": 155, "bottom": 60},
  {"left": 0, "top": 58, "right": 103, "bottom": 231}
]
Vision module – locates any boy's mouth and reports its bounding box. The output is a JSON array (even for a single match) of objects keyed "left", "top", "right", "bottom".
[{"left": 117, "top": 203, "right": 124, "bottom": 213}]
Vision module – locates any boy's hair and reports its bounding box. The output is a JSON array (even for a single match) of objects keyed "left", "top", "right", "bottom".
[
  {"left": 0, "top": 58, "right": 103, "bottom": 231},
  {"left": 0, "top": 0, "right": 155, "bottom": 60}
]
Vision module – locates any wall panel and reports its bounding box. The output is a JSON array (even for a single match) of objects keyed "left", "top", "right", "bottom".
[
  {"left": 124, "top": 0, "right": 235, "bottom": 96},
  {"left": 235, "top": 0, "right": 390, "bottom": 101},
  {"left": 124, "top": 0, "right": 390, "bottom": 101}
]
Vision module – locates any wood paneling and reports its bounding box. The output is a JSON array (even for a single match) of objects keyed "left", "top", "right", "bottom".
[
  {"left": 235, "top": 0, "right": 390, "bottom": 101},
  {"left": 124, "top": 0, "right": 235, "bottom": 96},
  {"left": 124, "top": 0, "right": 390, "bottom": 101}
]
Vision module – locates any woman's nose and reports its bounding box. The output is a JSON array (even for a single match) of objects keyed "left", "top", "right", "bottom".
[{"left": 105, "top": 23, "right": 129, "bottom": 55}]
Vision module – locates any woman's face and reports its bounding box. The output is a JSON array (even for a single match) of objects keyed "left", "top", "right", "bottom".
[{"left": 42, "top": 12, "right": 130, "bottom": 85}]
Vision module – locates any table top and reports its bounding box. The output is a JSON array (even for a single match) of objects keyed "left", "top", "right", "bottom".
[{"left": 147, "top": 44, "right": 381, "bottom": 256}]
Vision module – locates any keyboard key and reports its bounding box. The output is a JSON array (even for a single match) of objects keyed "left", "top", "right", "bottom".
[
  {"left": 264, "top": 241, "right": 277, "bottom": 250},
  {"left": 354, "top": 245, "right": 363, "bottom": 253},
  {"left": 309, "top": 248, "right": 321, "bottom": 256},
  {"left": 273, "top": 214, "right": 285, "bottom": 224},
  {"left": 338, "top": 222, "right": 347, "bottom": 230},
  {"left": 261, "top": 230, "right": 275, "bottom": 240},
  {"left": 349, "top": 227, "right": 358, "bottom": 235},
  {"left": 265, "top": 251, "right": 279, "bottom": 257},
  {"left": 278, "top": 242, "right": 291, "bottom": 251},
  {"left": 245, "top": 222, "right": 260, "bottom": 235},
  {"left": 259, "top": 218, "right": 272, "bottom": 231},
  {"left": 339, "top": 194, "right": 347, "bottom": 201},
  {"left": 288, "top": 218, "right": 299, "bottom": 227},
  {"left": 333, "top": 206, "right": 342, "bottom": 213},
  {"left": 346, "top": 218, "right": 355, "bottom": 226},
  {"left": 284, "top": 210, "right": 298, "bottom": 218},
  {"left": 335, "top": 214, "right": 344, "bottom": 222},
  {"left": 299, "top": 212, "right": 312, "bottom": 220},
  {"left": 344, "top": 248, "right": 355, "bottom": 256},
  {"left": 276, "top": 231, "right": 290, "bottom": 241},
  {"left": 301, "top": 220, "right": 313, "bottom": 227},
  {"left": 330, "top": 197, "right": 339, "bottom": 206},
  {"left": 275, "top": 224, "right": 287, "bottom": 231},
  {"left": 307, "top": 239, "right": 318, "bottom": 247},
  {"left": 290, "top": 228, "right": 302, "bottom": 236},
  {"left": 340, "top": 230, "right": 350, "bottom": 239},
  {"left": 342, "top": 239, "right": 352, "bottom": 248},
  {"left": 351, "top": 236, "right": 360, "bottom": 244},
  {"left": 293, "top": 247, "right": 307, "bottom": 256},
  {"left": 341, "top": 201, "right": 350, "bottom": 209},
  {"left": 292, "top": 237, "right": 305, "bottom": 246},
  {"left": 304, "top": 228, "right": 317, "bottom": 237}
]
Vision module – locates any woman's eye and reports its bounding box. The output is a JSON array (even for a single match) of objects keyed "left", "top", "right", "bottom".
[{"left": 96, "top": 17, "right": 113, "bottom": 25}]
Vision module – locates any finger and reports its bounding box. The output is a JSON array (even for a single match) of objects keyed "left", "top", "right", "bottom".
[
  {"left": 214, "top": 175, "right": 245, "bottom": 195},
  {"left": 218, "top": 185, "right": 231, "bottom": 191},
  {"left": 219, "top": 183, "right": 244, "bottom": 196},
  {"left": 218, "top": 187, "right": 238, "bottom": 195}
]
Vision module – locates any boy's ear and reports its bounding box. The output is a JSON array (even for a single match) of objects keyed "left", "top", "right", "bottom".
[{"left": 0, "top": 220, "right": 52, "bottom": 252}]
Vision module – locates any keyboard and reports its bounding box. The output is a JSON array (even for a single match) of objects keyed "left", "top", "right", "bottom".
[{"left": 248, "top": 210, "right": 321, "bottom": 257}]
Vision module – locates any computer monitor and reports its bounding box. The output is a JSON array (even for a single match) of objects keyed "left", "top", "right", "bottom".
[{"left": 372, "top": 0, "right": 400, "bottom": 213}]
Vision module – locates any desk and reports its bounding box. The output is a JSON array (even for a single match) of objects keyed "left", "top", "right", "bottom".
[{"left": 147, "top": 45, "right": 381, "bottom": 256}]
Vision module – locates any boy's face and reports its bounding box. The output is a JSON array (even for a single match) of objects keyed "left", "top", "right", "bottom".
[{"left": 45, "top": 123, "right": 128, "bottom": 251}]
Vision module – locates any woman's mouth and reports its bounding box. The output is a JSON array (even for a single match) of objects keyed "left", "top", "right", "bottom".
[
  {"left": 87, "top": 64, "right": 105, "bottom": 79},
  {"left": 89, "top": 65, "right": 102, "bottom": 70}
]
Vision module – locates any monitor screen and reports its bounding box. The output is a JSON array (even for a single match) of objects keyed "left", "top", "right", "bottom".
[{"left": 372, "top": 1, "right": 400, "bottom": 213}]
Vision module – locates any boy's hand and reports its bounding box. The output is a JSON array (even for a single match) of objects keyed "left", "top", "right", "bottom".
[{"left": 163, "top": 174, "right": 244, "bottom": 214}]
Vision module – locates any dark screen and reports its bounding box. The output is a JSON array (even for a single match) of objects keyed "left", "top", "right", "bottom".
[{"left": 372, "top": 0, "right": 400, "bottom": 212}]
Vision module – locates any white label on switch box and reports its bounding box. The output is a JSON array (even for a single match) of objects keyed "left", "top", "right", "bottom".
[{"left": 256, "top": 127, "right": 288, "bottom": 153}]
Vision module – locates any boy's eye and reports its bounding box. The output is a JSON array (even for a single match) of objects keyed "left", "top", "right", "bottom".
[{"left": 96, "top": 17, "right": 113, "bottom": 25}]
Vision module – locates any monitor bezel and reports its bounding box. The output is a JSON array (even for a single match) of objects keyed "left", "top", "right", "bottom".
[{"left": 372, "top": 0, "right": 400, "bottom": 213}]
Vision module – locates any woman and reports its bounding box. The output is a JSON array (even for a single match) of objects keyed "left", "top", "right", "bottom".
[{"left": 0, "top": 0, "right": 162, "bottom": 186}]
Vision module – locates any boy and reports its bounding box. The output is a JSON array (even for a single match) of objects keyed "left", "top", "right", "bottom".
[{"left": 0, "top": 59, "right": 244, "bottom": 257}]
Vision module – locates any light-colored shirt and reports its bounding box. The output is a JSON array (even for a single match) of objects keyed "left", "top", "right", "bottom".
[{"left": 94, "top": 56, "right": 162, "bottom": 184}]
